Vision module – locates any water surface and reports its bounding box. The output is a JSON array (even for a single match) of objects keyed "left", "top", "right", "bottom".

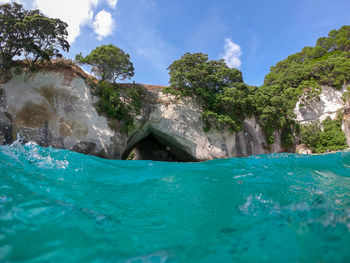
[{"left": 1, "top": 143, "right": 350, "bottom": 262}]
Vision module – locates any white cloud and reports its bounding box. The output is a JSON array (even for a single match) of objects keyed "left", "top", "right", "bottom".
[
  {"left": 106, "top": 0, "right": 117, "bottom": 8},
  {"left": 34, "top": 0, "right": 102, "bottom": 43},
  {"left": 1, "top": 0, "right": 35, "bottom": 9},
  {"left": 2, "top": 0, "right": 118, "bottom": 42},
  {"left": 92, "top": 9, "right": 114, "bottom": 40},
  {"left": 2, "top": 0, "right": 117, "bottom": 42},
  {"left": 220, "top": 38, "right": 242, "bottom": 68}
]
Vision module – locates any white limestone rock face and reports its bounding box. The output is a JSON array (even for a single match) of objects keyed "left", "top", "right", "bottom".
[
  {"left": 294, "top": 85, "right": 346, "bottom": 123},
  {"left": 1, "top": 69, "right": 115, "bottom": 157},
  {"left": 0, "top": 67, "right": 287, "bottom": 161},
  {"left": 122, "top": 92, "right": 284, "bottom": 161}
]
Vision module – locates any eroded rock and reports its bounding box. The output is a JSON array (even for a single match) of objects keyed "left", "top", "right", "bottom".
[
  {"left": 1, "top": 69, "right": 115, "bottom": 157},
  {"left": 1, "top": 66, "right": 332, "bottom": 161},
  {"left": 294, "top": 85, "right": 346, "bottom": 123}
]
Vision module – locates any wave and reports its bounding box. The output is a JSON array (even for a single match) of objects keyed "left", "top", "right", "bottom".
[{"left": 1, "top": 143, "right": 350, "bottom": 262}]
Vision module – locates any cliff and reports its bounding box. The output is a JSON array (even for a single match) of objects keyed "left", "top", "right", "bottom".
[
  {"left": 0, "top": 66, "right": 287, "bottom": 161},
  {"left": 3, "top": 67, "right": 113, "bottom": 152},
  {"left": 1, "top": 65, "right": 349, "bottom": 161}
]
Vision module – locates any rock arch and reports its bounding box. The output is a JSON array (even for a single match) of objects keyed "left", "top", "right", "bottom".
[{"left": 121, "top": 125, "right": 198, "bottom": 162}]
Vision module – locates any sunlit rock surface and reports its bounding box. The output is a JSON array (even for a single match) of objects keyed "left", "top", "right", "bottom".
[
  {"left": 4, "top": 67, "right": 350, "bottom": 161},
  {"left": 293, "top": 85, "right": 350, "bottom": 149},
  {"left": 1, "top": 69, "right": 114, "bottom": 158},
  {"left": 294, "top": 85, "right": 347, "bottom": 123}
]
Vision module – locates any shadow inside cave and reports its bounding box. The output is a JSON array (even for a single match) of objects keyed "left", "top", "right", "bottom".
[{"left": 121, "top": 132, "right": 197, "bottom": 162}]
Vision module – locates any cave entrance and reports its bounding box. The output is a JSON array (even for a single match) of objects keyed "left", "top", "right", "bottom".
[{"left": 121, "top": 131, "right": 197, "bottom": 162}]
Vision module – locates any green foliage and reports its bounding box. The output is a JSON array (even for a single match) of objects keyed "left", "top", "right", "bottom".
[
  {"left": 76, "top": 44, "right": 134, "bottom": 83},
  {"left": 255, "top": 25, "right": 350, "bottom": 144},
  {"left": 300, "top": 121, "right": 322, "bottom": 152},
  {"left": 167, "top": 53, "right": 243, "bottom": 98},
  {"left": 94, "top": 81, "right": 144, "bottom": 132},
  {"left": 126, "top": 150, "right": 136, "bottom": 160},
  {"left": 161, "top": 86, "right": 183, "bottom": 96},
  {"left": 300, "top": 116, "right": 347, "bottom": 153},
  {"left": 167, "top": 52, "right": 253, "bottom": 131},
  {"left": 0, "top": 3, "right": 69, "bottom": 69}
]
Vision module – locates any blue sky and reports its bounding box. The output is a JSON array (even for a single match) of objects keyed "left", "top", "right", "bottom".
[{"left": 2, "top": 0, "right": 350, "bottom": 86}]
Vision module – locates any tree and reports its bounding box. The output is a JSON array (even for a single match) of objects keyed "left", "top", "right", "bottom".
[
  {"left": 21, "top": 13, "right": 70, "bottom": 63},
  {"left": 76, "top": 44, "right": 134, "bottom": 83},
  {"left": 0, "top": 3, "right": 69, "bottom": 68},
  {"left": 0, "top": 3, "right": 23, "bottom": 68},
  {"left": 167, "top": 52, "right": 243, "bottom": 100},
  {"left": 167, "top": 52, "right": 252, "bottom": 132}
]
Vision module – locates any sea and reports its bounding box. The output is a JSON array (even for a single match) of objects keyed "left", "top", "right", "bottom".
[{"left": 1, "top": 141, "right": 350, "bottom": 262}]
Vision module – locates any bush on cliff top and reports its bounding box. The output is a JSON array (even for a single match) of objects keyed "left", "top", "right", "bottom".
[
  {"left": 166, "top": 52, "right": 255, "bottom": 132},
  {"left": 0, "top": 3, "right": 69, "bottom": 69},
  {"left": 76, "top": 45, "right": 134, "bottom": 83}
]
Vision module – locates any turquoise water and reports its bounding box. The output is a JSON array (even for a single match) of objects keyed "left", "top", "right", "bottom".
[{"left": 1, "top": 143, "right": 350, "bottom": 262}]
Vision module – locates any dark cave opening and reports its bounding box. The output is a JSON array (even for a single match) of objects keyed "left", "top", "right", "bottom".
[{"left": 122, "top": 133, "right": 197, "bottom": 162}]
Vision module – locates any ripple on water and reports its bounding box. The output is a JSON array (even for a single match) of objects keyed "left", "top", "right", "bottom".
[{"left": 0, "top": 144, "right": 350, "bottom": 262}]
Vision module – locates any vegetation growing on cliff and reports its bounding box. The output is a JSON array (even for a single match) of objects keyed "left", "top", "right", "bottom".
[
  {"left": 76, "top": 44, "right": 141, "bottom": 133},
  {"left": 1, "top": 2, "right": 348, "bottom": 154},
  {"left": 300, "top": 116, "right": 347, "bottom": 153},
  {"left": 166, "top": 52, "right": 255, "bottom": 132},
  {"left": 76, "top": 44, "right": 134, "bottom": 83},
  {"left": 166, "top": 26, "right": 350, "bottom": 151},
  {"left": 93, "top": 81, "right": 145, "bottom": 132},
  {"left": 256, "top": 25, "right": 350, "bottom": 145}
]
